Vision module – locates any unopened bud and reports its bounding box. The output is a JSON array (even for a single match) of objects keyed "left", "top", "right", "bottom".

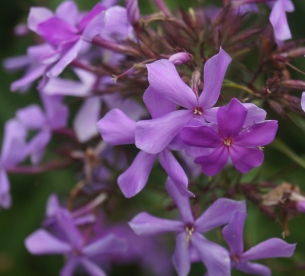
[
  {"left": 126, "top": 0, "right": 140, "bottom": 25},
  {"left": 296, "top": 200, "right": 305, "bottom": 213},
  {"left": 169, "top": 52, "right": 191, "bottom": 65},
  {"left": 281, "top": 47, "right": 305, "bottom": 59},
  {"left": 281, "top": 80, "right": 305, "bottom": 90}
]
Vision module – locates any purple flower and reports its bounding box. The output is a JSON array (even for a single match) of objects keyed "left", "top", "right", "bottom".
[
  {"left": 269, "top": 0, "right": 294, "bottom": 42},
  {"left": 301, "top": 91, "right": 305, "bottom": 111},
  {"left": 16, "top": 92, "right": 68, "bottom": 164},
  {"left": 97, "top": 86, "right": 193, "bottom": 197},
  {"left": 0, "top": 119, "right": 29, "bottom": 208},
  {"left": 223, "top": 211, "right": 296, "bottom": 275},
  {"left": 25, "top": 210, "right": 126, "bottom": 276},
  {"left": 129, "top": 178, "right": 246, "bottom": 276},
  {"left": 181, "top": 98, "right": 278, "bottom": 176},
  {"left": 135, "top": 47, "right": 232, "bottom": 154}
]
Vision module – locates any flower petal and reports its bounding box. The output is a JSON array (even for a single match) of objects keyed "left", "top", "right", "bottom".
[
  {"left": 218, "top": 98, "right": 247, "bottom": 138},
  {"left": 236, "top": 261, "right": 271, "bottom": 276},
  {"left": 129, "top": 212, "right": 184, "bottom": 235},
  {"left": 37, "top": 17, "right": 77, "bottom": 46},
  {"left": 60, "top": 257, "right": 79, "bottom": 276},
  {"left": 195, "top": 198, "right": 246, "bottom": 233},
  {"left": 159, "top": 149, "right": 194, "bottom": 197},
  {"left": 79, "top": 258, "right": 106, "bottom": 276},
  {"left": 191, "top": 233, "right": 231, "bottom": 276},
  {"left": 229, "top": 145, "right": 264, "bottom": 173},
  {"left": 83, "top": 234, "right": 126, "bottom": 257},
  {"left": 27, "top": 7, "right": 54, "bottom": 33},
  {"left": 234, "top": 121, "right": 278, "bottom": 147},
  {"left": 172, "top": 232, "right": 191, "bottom": 276},
  {"left": 165, "top": 178, "right": 194, "bottom": 224},
  {"left": 195, "top": 146, "right": 229, "bottom": 176},
  {"left": 82, "top": 11, "right": 106, "bottom": 42},
  {"left": 199, "top": 48, "right": 232, "bottom": 109},
  {"left": 241, "top": 238, "right": 296, "bottom": 262},
  {"left": 143, "top": 86, "right": 176, "bottom": 119},
  {"left": 10, "top": 65, "right": 47, "bottom": 92},
  {"left": 222, "top": 211, "right": 246, "bottom": 256},
  {"left": 97, "top": 109, "right": 136, "bottom": 145},
  {"left": 269, "top": 0, "right": 292, "bottom": 41},
  {"left": 118, "top": 151, "right": 157, "bottom": 198},
  {"left": 16, "top": 105, "right": 46, "bottom": 129},
  {"left": 56, "top": 210, "right": 83, "bottom": 250},
  {"left": 79, "top": 3, "right": 105, "bottom": 32},
  {"left": 55, "top": 1, "right": 79, "bottom": 27},
  {"left": 242, "top": 103, "right": 266, "bottom": 127},
  {"left": 0, "top": 170, "right": 11, "bottom": 209},
  {"left": 47, "top": 39, "right": 82, "bottom": 78},
  {"left": 135, "top": 110, "right": 193, "bottom": 154},
  {"left": 28, "top": 130, "right": 52, "bottom": 165},
  {"left": 302, "top": 92, "right": 305, "bottom": 111},
  {"left": 73, "top": 98, "right": 101, "bottom": 143},
  {"left": 181, "top": 125, "right": 222, "bottom": 148},
  {"left": 147, "top": 59, "right": 197, "bottom": 109},
  {"left": 25, "top": 229, "right": 72, "bottom": 255},
  {"left": 1, "top": 119, "right": 28, "bottom": 167},
  {"left": 103, "top": 93, "right": 147, "bottom": 121}
]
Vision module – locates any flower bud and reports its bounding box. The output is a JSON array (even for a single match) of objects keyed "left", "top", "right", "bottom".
[
  {"left": 169, "top": 52, "right": 191, "bottom": 65},
  {"left": 281, "top": 80, "right": 305, "bottom": 90},
  {"left": 126, "top": 0, "right": 140, "bottom": 25}
]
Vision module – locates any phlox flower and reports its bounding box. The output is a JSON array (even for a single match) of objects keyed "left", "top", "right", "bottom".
[
  {"left": 129, "top": 178, "right": 246, "bottom": 276},
  {"left": 181, "top": 98, "right": 278, "bottom": 176}
]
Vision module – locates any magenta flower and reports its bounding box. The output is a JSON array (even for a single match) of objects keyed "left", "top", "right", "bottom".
[
  {"left": 129, "top": 178, "right": 246, "bottom": 276},
  {"left": 97, "top": 87, "right": 193, "bottom": 197},
  {"left": 223, "top": 211, "right": 296, "bottom": 275},
  {"left": 135, "top": 47, "right": 232, "bottom": 154},
  {"left": 25, "top": 210, "right": 126, "bottom": 276},
  {"left": 181, "top": 98, "right": 278, "bottom": 176}
]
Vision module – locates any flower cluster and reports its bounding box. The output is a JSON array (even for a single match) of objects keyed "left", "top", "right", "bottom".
[{"left": 1, "top": 0, "right": 305, "bottom": 275}]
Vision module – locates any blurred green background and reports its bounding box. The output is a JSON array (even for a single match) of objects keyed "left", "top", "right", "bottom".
[{"left": 1, "top": 0, "right": 305, "bottom": 275}]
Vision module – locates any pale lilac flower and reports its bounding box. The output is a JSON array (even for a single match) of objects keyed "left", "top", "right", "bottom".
[
  {"left": 16, "top": 92, "right": 68, "bottom": 164},
  {"left": 135, "top": 48, "right": 232, "bottom": 154},
  {"left": 97, "top": 86, "right": 193, "bottom": 197},
  {"left": 25, "top": 210, "right": 126, "bottom": 276},
  {"left": 129, "top": 178, "right": 246, "bottom": 276},
  {"left": 223, "top": 211, "right": 296, "bottom": 275},
  {"left": 0, "top": 119, "right": 28, "bottom": 208},
  {"left": 181, "top": 98, "right": 278, "bottom": 176}
]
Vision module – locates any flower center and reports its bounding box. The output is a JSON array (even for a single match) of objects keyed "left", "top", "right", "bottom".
[
  {"left": 186, "top": 225, "right": 195, "bottom": 236},
  {"left": 223, "top": 138, "right": 232, "bottom": 146},
  {"left": 232, "top": 255, "right": 240, "bottom": 263},
  {"left": 193, "top": 107, "right": 203, "bottom": 115}
]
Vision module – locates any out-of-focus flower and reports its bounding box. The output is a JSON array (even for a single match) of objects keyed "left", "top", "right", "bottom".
[{"left": 25, "top": 210, "right": 126, "bottom": 276}]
